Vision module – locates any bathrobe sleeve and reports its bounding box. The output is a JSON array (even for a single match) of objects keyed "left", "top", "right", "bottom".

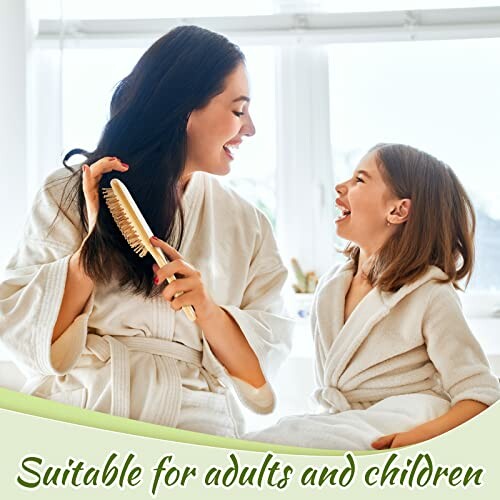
[
  {"left": 202, "top": 212, "right": 294, "bottom": 414},
  {"left": 0, "top": 171, "right": 92, "bottom": 378},
  {"left": 422, "top": 284, "right": 500, "bottom": 407}
]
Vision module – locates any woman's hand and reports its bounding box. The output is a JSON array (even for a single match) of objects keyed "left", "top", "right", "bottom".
[
  {"left": 150, "top": 236, "right": 220, "bottom": 322},
  {"left": 371, "top": 428, "right": 429, "bottom": 450},
  {"left": 81, "top": 156, "right": 129, "bottom": 237},
  {"left": 150, "top": 236, "right": 266, "bottom": 387}
]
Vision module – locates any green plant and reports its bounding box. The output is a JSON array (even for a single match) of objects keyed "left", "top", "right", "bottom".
[{"left": 291, "top": 258, "right": 318, "bottom": 293}]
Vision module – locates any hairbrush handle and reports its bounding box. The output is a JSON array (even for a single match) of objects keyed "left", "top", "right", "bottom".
[{"left": 149, "top": 245, "right": 197, "bottom": 322}]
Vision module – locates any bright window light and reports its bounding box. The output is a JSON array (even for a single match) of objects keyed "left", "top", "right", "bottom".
[
  {"left": 33, "top": 0, "right": 276, "bottom": 20},
  {"left": 328, "top": 37, "right": 500, "bottom": 291},
  {"left": 61, "top": 45, "right": 277, "bottom": 225}
]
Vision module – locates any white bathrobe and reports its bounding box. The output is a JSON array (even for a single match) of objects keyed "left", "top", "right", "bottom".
[
  {"left": 246, "top": 261, "right": 500, "bottom": 449},
  {"left": 0, "top": 168, "right": 294, "bottom": 437}
]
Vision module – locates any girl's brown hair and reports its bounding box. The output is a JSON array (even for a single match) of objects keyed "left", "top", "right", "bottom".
[{"left": 344, "top": 143, "right": 475, "bottom": 292}]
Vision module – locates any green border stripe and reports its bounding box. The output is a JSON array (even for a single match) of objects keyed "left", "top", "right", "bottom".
[{"left": 0, "top": 388, "right": 378, "bottom": 456}]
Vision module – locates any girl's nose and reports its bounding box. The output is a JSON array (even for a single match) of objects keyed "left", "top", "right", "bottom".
[{"left": 335, "top": 181, "right": 347, "bottom": 195}]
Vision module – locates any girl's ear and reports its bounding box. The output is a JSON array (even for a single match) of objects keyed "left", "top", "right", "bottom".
[{"left": 387, "top": 199, "right": 411, "bottom": 225}]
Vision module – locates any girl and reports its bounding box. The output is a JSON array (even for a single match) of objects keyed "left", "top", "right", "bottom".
[
  {"left": 0, "top": 26, "right": 293, "bottom": 437},
  {"left": 245, "top": 143, "right": 500, "bottom": 450}
]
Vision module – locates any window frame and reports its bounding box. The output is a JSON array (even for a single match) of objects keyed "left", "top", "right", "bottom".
[{"left": 29, "top": 5, "right": 500, "bottom": 323}]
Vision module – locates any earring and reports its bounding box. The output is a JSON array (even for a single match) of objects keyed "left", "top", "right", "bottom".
[{"left": 386, "top": 219, "right": 391, "bottom": 227}]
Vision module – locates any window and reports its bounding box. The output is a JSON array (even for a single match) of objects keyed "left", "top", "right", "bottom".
[
  {"left": 61, "top": 46, "right": 277, "bottom": 226},
  {"left": 2, "top": 0, "right": 499, "bottom": 427},
  {"left": 317, "top": 0, "right": 500, "bottom": 12},
  {"left": 62, "top": 48, "right": 143, "bottom": 155},
  {"left": 32, "top": 0, "right": 275, "bottom": 20},
  {"left": 222, "top": 47, "right": 277, "bottom": 226},
  {"left": 328, "top": 38, "right": 500, "bottom": 292},
  {"left": 328, "top": 38, "right": 500, "bottom": 362}
]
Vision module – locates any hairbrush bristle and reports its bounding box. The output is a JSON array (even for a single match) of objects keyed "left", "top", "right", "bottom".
[
  {"left": 103, "top": 188, "right": 149, "bottom": 257},
  {"left": 103, "top": 178, "right": 197, "bottom": 322}
]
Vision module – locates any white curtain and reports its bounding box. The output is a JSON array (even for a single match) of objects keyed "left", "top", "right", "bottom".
[{"left": 275, "top": 45, "right": 335, "bottom": 277}]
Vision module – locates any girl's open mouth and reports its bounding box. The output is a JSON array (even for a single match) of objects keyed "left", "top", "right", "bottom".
[{"left": 335, "top": 206, "right": 351, "bottom": 222}]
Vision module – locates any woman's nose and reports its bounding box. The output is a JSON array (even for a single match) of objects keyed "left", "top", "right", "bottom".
[{"left": 242, "top": 113, "right": 256, "bottom": 137}]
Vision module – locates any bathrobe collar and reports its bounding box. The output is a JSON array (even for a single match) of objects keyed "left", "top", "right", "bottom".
[
  {"left": 178, "top": 172, "right": 205, "bottom": 255},
  {"left": 379, "top": 266, "right": 449, "bottom": 308},
  {"left": 182, "top": 171, "right": 203, "bottom": 212},
  {"left": 330, "top": 259, "right": 449, "bottom": 308},
  {"left": 323, "top": 260, "right": 449, "bottom": 386}
]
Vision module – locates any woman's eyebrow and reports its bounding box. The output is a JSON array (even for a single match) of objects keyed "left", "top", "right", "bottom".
[
  {"left": 356, "top": 169, "right": 372, "bottom": 179},
  {"left": 232, "top": 95, "right": 250, "bottom": 103}
]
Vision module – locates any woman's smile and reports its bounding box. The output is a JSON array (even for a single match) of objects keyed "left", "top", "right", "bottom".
[
  {"left": 222, "top": 140, "right": 242, "bottom": 161},
  {"left": 185, "top": 63, "right": 255, "bottom": 176}
]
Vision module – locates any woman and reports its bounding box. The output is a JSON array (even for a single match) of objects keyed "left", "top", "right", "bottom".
[{"left": 0, "top": 26, "right": 293, "bottom": 437}]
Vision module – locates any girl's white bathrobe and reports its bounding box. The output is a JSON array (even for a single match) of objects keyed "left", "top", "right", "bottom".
[
  {"left": 246, "top": 261, "right": 500, "bottom": 449},
  {"left": 0, "top": 169, "right": 294, "bottom": 437}
]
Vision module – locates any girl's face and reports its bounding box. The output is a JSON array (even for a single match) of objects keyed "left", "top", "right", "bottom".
[
  {"left": 184, "top": 63, "right": 255, "bottom": 177},
  {"left": 335, "top": 150, "right": 407, "bottom": 255}
]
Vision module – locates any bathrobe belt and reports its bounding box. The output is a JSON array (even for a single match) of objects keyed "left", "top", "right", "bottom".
[
  {"left": 313, "top": 385, "right": 387, "bottom": 413},
  {"left": 86, "top": 334, "right": 203, "bottom": 426},
  {"left": 314, "top": 387, "right": 353, "bottom": 413}
]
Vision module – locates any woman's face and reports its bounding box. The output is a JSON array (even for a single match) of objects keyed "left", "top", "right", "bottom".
[
  {"left": 334, "top": 151, "right": 399, "bottom": 255},
  {"left": 184, "top": 63, "right": 255, "bottom": 177}
]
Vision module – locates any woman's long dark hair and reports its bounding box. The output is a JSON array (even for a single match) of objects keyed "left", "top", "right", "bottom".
[{"left": 60, "top": 26, "right": 245, "bottom": 297}]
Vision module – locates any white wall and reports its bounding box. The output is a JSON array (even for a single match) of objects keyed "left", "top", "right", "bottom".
[{"left": 0, "top": 0, "right": 29, "bottom": 271}]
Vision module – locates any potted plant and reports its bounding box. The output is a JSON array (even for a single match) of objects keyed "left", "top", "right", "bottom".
[{"left": 290, "top": 258, "right": 318, "bottom": 319}]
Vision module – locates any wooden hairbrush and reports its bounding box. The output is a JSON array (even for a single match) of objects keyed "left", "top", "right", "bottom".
[{"left": 103, "top": 178, "right": 197, "bottom": 322}]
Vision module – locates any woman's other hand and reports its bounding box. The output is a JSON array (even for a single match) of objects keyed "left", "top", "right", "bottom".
[
  {"left": 53, "top": 157, "right": 128, "bottom": 343},
  {"left": 81, "top": 156, "right": 129, "bottom": 237}
]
